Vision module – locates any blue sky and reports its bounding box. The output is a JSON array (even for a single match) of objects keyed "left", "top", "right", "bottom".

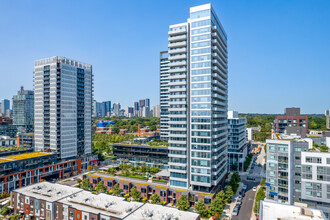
[{"left": 0, "top": 0, "right": 329, "bottom": 114}]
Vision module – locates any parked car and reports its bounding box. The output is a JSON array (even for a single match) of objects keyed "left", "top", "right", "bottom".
[
  {"left": 240, "top": 189, "right": 245, "bottom": 197},
  {"left": 253, "top": 186, "right": 257, "bottom": 191},
  {"left": 242, "top": 184, "right": 247, "bottom": 190},
  {"left": 247, "top": 176, "right": 255, "bottom": 180},
  {"left": 236, "top": 197, "right": 242, "bottom": 205},
  {"left": 249, "top": 170, "right": 253, "bottom": 173},
  {"left": 232, "top": 206, "right": 239, "bottom": 216}
]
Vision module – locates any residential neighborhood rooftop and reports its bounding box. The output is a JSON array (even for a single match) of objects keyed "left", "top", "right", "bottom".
[{"left": 260, "top": 200, "right": 327, "bottom": 220}]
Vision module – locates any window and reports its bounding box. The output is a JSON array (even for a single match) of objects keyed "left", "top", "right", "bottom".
[
  {"left": 268, "top": 144, "right": 275, "bottom": 151},
  {"left": 306, "top": 157, "right": 313, "bottom": 163},
  {"left": 191, "top": 27, "right": 211, "bottom": 36},
  {"left": 191, "top": 19, "right": 211, "bottom": 28},
  {"left": 191, "top": 10, "right": 210, "bottom": 19}
]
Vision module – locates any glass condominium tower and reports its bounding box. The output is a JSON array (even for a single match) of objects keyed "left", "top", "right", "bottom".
[
  {"left": 34, "top": 56, "right": 93, "bottom": 159},
  {"left": 166, "top": 4, "right": 228, "bottom": 192}
]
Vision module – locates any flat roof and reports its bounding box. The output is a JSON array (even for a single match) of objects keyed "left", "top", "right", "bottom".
[
  {"left": 125, "top": 203, "right": 199, "bottom": 220},
  {"left": 0, "top": 152, "right": 53, "bottom": 164},
  {"left": 59, "top": 191, "right": 143, "bottom": 219},
  {"left": 155, "top": 170, "right": 170, "bottom": 177},
  {"left": 260, "top": 200, "right": 326, "bottom": 220},
  {"left": 13, "top": 182, "right": 83, "bottom": 202}
]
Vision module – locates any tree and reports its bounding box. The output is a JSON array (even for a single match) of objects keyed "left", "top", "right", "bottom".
[
  {"left": 112, "top": 184, "right": 122, "bottom": 196},
  {"left": 130, "top": 187, "right": 141, "bottom": 201},
  {"left": 107, "top": 168, "right": 117, "bottom": 175},
  {"left": 209, "top": 197, "right": 225, "bottom": 216},
  {"left": 195, "top": 199, "right": 208, "bottom": 218},
  {"left": 225, "top": 186, "right": 234, "bottom": 203},
  {"left": 95, "top": 181, "right": 106, "bottom": 193},
  {"left": 0, "top": 204, "right": 9, "bottom": 215},
  {"left": 81, "top": 178, "right": 91, "bottom": 190},
  {"left": 150, "top": 193, "right": 161, "bottom": 204},
  {"left": 177, "top": 195, "right": 190, "bottom": 211},
  {"left": 87, "top": 165, "right": 92, "bottom": 171},
  {"left": 260, "top": 179, "right": 266, "bottom": 187}
]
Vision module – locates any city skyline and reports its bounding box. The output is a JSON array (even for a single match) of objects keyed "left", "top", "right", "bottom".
[{"left": 0, "top": 0, "right": 329, "bottom": 113}]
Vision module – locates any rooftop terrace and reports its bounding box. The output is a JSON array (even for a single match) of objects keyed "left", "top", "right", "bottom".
[{"left": 0, "top": 152, "right": 52, "bottom": 164}]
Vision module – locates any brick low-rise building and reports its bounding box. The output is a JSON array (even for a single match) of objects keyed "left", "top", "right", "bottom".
[
  {"left": 0, "top": 152, "right": 81, "bottom": 194},
  {"left": 84, "top": 172, "right": 216, "bottom": 207},
  {"left": 274, "top": 107, "right": 308, "bottom": 137},
  {"left": 11, "top": 182, "right": 200, "bottom": 220}
]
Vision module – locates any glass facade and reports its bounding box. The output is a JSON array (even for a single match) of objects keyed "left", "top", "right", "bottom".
[
  {"left": 164, "top": 4, "right": 228, "bottom": 192},
  {"left": 12, "top": 87, "right": 34, "bottom": 133}
]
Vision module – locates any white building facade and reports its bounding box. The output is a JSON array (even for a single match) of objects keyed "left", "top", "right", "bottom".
[
  {"left": 34, "top": 56, "right": 93, "bottom": 159},
  {"left": 166, "top": 4, "right": 228, "bottom": 192}
]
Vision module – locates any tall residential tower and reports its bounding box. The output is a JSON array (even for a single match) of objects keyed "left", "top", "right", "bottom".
[
  {"left": 34, "top": 56, "right": 93, "bottom": 159},
  {"left": 164, "top": 3, "right": 228, "bottom": 192}
]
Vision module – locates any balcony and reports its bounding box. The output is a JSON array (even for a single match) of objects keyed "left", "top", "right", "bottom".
[
  {"left": 168, "top": 41, "right": 187, "bottom": 48},
  {"left": 168, "top": 35, "right": 187, "bottom": 42},
  {"left": 169, "top": 54, "right": 187, "bottom": 61},
  {"left": 168, "top": 67, "right": 187, "bottom": 73},
  {"left": 168, "top": 61, "right": 187, "bottom": 67},
  {"left": 168, "top": 28, "right": 187, "bottom": 35},
  {"left": 168, "top": 48, "right": 187, "bottom": 54}
]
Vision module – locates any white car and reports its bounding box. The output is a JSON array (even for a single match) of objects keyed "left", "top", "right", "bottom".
[
  {"left": 253, "top": 186, "right": 257, "bottom": 191},
  {"left": 232, "top": 207, "right": 239, "bottom": 216},
  {"left": 242, "top": 185, "right": 247, "bottom": 190}
]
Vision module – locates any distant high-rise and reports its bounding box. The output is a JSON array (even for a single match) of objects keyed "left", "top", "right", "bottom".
[
  {"left": 134, "top": 102, "right": 139, "bottom": 116},
  {"left": 145, "top": 98, "right": 150, "bottom": 108},
  {"left": 153, "top": 105, "right": 161, "bottom": 118},
  {"left": 139, "top": 99, "right": 145, "bottom": 108},
  {"left": 101, "top": 101, "right": 111, "bottom": 117},
  {"left": 34, "top": 56, "right": 93, "bottom": 159},
  {"left": 113, "top": 103, "right": 121, "bottom": 116},
  {"left": 165, "top": 4, "right": 228, "bottom": 191},
  {"left": 125, "top": 106, "right": 134, "bottom": 118},
  {"left": 12, "top": 86, "right": 34, "bottom": 133},
  {"left": 1, "top": 99, "right": 10, "bottom": 115},
  {"left": 160, "top": 51, "right": 170, "bottom": 140}
]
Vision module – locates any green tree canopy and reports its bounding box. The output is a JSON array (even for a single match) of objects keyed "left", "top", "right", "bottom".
[
  {"left": 195, "top": 199, "right": 208, "bottom": 218},
  {"left": 95, "top": 181, "right": 106, "bottom": 193},
  {"left": 130, "top": 187, "right": 141, "bottom": 201},
  {"left": 150, "top": 193, "right": 161, "bottom": 204},
  {"left": 177, "top": 195, "right": 190, "bottom": 211},
  {"left": 112, "top": 184, "right": 122, "bottom": 196},
  {"left": 81, "top": 178, "right": 91, "bottom": 191}
]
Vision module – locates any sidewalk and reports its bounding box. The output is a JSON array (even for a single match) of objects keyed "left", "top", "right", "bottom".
[
  {"left": 250, "top": 185, "right": 261, "bottom": 220},
  {"left": 223, "top": 182, "right": 243, "bottom": 216}
]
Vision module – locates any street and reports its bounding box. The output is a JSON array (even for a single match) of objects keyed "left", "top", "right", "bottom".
[{"left": 232, "top": 144, "right": 266, "bottom": 220}]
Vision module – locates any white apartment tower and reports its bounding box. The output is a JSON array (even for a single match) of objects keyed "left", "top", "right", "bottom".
[
  {"left": 166, "top": 4, "right": 228, "bottom": 192},
  {"left": 34, "top": 56, "right": 93, "bottom": 159},
  {"left": 160, "top": 51, "right": 170, "bottom": 139}
]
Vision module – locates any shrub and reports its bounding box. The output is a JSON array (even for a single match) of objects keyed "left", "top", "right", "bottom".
[
  {"left": 162, "top": 201, "right": 167, "bottom": 206},
  {"left": 141, "top": 197, "right": 148, "bottom": 203},
  {"left": 108, "top": 190, "right": 113, "bottom": 195}
]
